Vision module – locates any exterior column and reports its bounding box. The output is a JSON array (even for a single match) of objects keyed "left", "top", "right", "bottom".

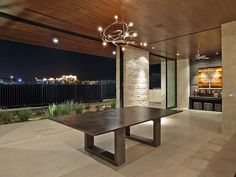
[
  {"left": 123, "top": 46, "right": 149, "bottom": 107},
  {"left": 116, "top": 47, "right": 121, "bottom": 108},
  {"left": 222, "top": 21, "right": 236, "bottom": 135},
  {"left": 176, "top": 59, "right": 190, "bottom": 109}
]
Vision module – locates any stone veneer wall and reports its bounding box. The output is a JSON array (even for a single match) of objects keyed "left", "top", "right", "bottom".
[
  {"left": 222, "top": 21, "right": 236, "bottom": 135},
  {"left": 177, "top": 59, "right": 190, "bottom": 109},
  {"left": 123, "top": 46, "right": 149, "bottom": 107}
]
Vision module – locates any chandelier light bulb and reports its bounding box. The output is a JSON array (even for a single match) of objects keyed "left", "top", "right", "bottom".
[
  {"left": 125, "top": 32, "right": 129, "bottom": 37},
  {"left": 129, "top": 22, "right": 134, "bottom": 27},
  {"left": 114, "top": 15, "right": 118, "bottom": 20},
  {"left": 102, "top": 41, "right": 107, "bottom": 46},
  {"left": 133, "top": 32, "right": 138, "bottom": 37},
  {"left": 98, "top": 26, "right": 103, "bottom": 32}
]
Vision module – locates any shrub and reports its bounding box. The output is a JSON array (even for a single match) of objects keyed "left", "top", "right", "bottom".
[
  {"left": 17, "top": 109, "right": 32, "bottom": 122},
  {"left": 74, "top": 103, "right": 84, "bottom": 114},
  {"left": 58, "top": 103, "right": 71, "bottom": 116},
  {"left": 46, "top": 102, "right": 72, "bottom": 118},
  {"left": 111, "top": 100, "right": 116, "bottom": 109},
  {"left": 46, "top": 104, "right": 57, "bottom": 118},
  {"left": 0, "top": 109, "right": 14, "bottom": 124}
]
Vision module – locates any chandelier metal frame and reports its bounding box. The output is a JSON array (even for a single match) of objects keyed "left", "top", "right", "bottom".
[{"left": 98, "top": 15, "right": 138, "bottom": 47}]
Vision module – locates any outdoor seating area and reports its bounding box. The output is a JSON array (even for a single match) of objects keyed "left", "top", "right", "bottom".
[{"left": 0, "top": 1, "right": 236, "bottom": 177}]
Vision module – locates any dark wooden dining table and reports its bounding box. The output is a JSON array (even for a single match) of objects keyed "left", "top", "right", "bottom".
[{"left": 51, "top": 106, "right": 181, "bottom": 166}]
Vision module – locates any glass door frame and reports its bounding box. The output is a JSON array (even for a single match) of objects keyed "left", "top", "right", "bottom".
[{"left": 149, "top": 53, "right": 177, "bottom": 109}]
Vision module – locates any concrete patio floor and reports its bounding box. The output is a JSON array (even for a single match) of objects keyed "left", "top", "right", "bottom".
[{"left": 0, "top": 110, "right": 234, "bottom": 177}]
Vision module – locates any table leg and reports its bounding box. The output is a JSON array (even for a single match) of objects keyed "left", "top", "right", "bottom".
[
  {"left": 126, "top": 127, "right": 130, "bottom": 136},
  {"left": 84, "top": 128, "right": 126, "bottom": 166},
  {"left": 126, "top": 119, "right": 161, "bottom": 147}
]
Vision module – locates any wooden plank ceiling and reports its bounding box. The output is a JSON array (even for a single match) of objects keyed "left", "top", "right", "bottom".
[{"left": 0, "top": 0, "right": 236, "bottom": 59}]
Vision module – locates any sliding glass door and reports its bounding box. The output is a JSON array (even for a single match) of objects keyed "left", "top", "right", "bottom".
[{"left": 166, "top": 59, "right": 177, "bottom": 108}]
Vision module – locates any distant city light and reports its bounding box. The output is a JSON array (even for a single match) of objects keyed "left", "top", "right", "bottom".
[{"left": 18, "top": 78, "right": 22, "bottom": 82}]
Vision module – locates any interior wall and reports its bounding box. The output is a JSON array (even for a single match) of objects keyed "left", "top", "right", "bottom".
[
  {"left": 190, "top": 56, "right": 222, "bottom": 95},
  {"left": 177, "top": 59, "right": 190, "bottom": 109},
  {"left": 123, "top": 46, "right": 149, "bottom": 107},
  {"left": 222, "top": 21, "right": 236, "bottom": 135}
]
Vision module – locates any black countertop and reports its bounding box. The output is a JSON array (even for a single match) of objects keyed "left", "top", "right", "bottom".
[{"left": 189, "top": 97, "right": 222, "bottom": 101}]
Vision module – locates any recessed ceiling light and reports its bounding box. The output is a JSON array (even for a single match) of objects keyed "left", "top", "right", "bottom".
[
  {"left": 52, "top": 37, "right": 59, "bottom": 44},
  {"left": 112, "top": 51, "right": 116, "bottom": 55}
]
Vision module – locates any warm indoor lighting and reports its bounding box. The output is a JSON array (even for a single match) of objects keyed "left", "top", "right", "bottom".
[
  {"left": 125, "top": 32, "right": 129, "bottom": 37},
  {"left": 176, "top": 53, "right": 180, "bottom": 56},
  {"left": 143, "top": 42, "right": 147, "bottom": 47},
  {"left": 98, "top": 14, "right": 138, "bottom": 47},
  {"left": 216, "top": 52, "right": 219, "bottom": 55},
  {"left": 132, "top": 32, "right": 138, "bottom": 37},
  {"left": 122, "top": 47, "right": 125, "bottom": 51},
  {"left": 102, "top": 41, "right": 107, "bottom": 46},
  {"left": 112, "top": 51, "right": 116, "bottom": 55},
  {"left": 52, "top": 37, "right": 59, "bottom": 44},
  {"left": 98, "top": 26, "right": 103, "bottom": 32},
  {"left": 140, "top": 42, "right": 143, "bottom": 46},
  {"left": 152, "top": 46, "right": 155, "bottom": 50}
]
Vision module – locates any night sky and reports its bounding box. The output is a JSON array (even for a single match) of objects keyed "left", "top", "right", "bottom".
[{"left": 0, "top": 39, "right": 116, "bottom": 81}]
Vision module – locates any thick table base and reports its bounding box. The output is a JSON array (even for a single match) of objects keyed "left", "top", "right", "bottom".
[
  {"left": 84, "top": 128, "right": 125, "bottom": 166},
  {"left": 126, "top": 119, "right": 161, "bottom": 147}
]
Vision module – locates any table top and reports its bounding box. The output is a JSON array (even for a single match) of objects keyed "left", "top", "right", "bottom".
[{"left": 51, "top": 106, "right": 181, "bottom": 136}]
